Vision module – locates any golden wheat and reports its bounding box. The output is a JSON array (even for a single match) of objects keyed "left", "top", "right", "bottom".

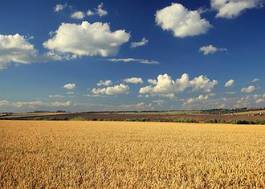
[{"left": 1, "top": 121, "right": 265, "bottom": 188}]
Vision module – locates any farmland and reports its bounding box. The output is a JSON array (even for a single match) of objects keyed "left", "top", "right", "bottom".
[
  {"left": 2, "top": 110, "right": 265, "bottom": 124},
  {"left": 1, "top": 121, "right": 265, "bottom": 188}
]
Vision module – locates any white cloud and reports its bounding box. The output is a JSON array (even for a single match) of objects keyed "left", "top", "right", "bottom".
[
  {"left": 0, "top": 99, "right": 72, "bottom": 109},
  {"left": 71, "top": 11, "right": 85, "bottom": 20},
  {"left": 43, "top": 22, "right": 130, "bottom": 57},
  {"left": 97, "top": 80, "right": 113, "bottom": 86},
  {"left": 0, "top": 100, "right": 43, "bottom": 109},
  {"left": 118, "top": 102, "right": 155, "bottom": 111},
  {"left": 190, "top": 75, "right": 218, "bottom": 93},
  {"left": 256, "top": 98, "right": 265, "bottom": 104},
  {"left": 50, "top": 101, "right": 72, "bottom": 107},
  {"left": 199, "top": 44, "right": 227, "bottom": 55},
  {"left": 235, "top": 94, "right": 265, "bottom": 107},
  {"left": 184, "top": 94, "right": 210, "bottom": 105},
  {"left": 49, "top": 94, "right": 64, "bottom": 98},
  {"left": 0, "top": 34, "right": 38, "bottom": 69},
  {"left": 91, "top": 83, "right": 129, "bottom": 95},
  {"left": 139, "top": 73, "right": 218, "bottom": 97},
  {"left": 87, "top": 10, "right": 95, "bottom": 16},
  {"left": 241, "top": 85, "right": 256, "bottom": 93},
  {"left": 130, "top": 38, "right": 149, "bottom": 48},
  {"left": 66, "top": 3, "right": 108, "bottom": 21},
  {"left": 181, "top": 94, "right": 265, "bottom": 109},
  {"left": 0, "top": 100, "right": 10, "bottom": 107},
  {"left": 211, "top": 0, "right": 263, "bottom": 19},
  {"left": 251, "top": 78, "right": 260, "bottom": 83},
  {"left": 255, "top": 94, "right": 265, "bottom": 104},
  {"left": 124, "top": 77, "right": 143, "bottom": 84},
  {"left": 108, "top": 58, "right": 159, "bottom": 65},
  {"left": 63, "top": 83, "right": 76, "bottom": 90},
  {"left": 148, "top": 79, "right": 157, "bottom": 85},
  {"left": 96, "top": 3, "right": 108, "bottom": 17},
  {"left": 155, "top": 3, "right": 211, "bottom": 38},
  {"left": 241, "top": 94, "right": 265, "bottom": 105},
  {"left": 86, "top": 3, "right": 107, "bottom": 17},
  {"left": 225, "top": 79, "right": 235, "bottom": 87},
  {"left": 54, "top": 4, "right": 67, "bottom": 12},
  {"left": 15, "top": 101, "right": 44, "bottom": 108},
  {"left": 0, "top": 33, "right": 63, "bottom": 69}
]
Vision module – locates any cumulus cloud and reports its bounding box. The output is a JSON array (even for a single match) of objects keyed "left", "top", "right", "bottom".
[
  {"left": 97, "top": 80, "right": 113, "bottom": 86},
  {"left": 155, "top": 3, "right": 211, "bottom": 38},
  {"left": 85, "top": 3, "right": 107, "bottom": 17},
  {"left": 199, "top": 44, "right": 227, "bottom": 55},
  {"left": 0, "top": 33, "right": 76, "bottom": 70},
  {"left": 225, "top": 79, "right": 235, "bottom": 87},
  {"left": 184, "top": 94, "right": 210, "bottom": 105},
  {"left": 139, "top": 73, "right": 218, "bottom": 97},
  {"left": 54, "top": 4, "right": 67, "bottom": 12},
  {"left": 108, "top": 58, "right": 159, "bottom": 65},
  {"left": 234, "top": 94, "right": 265, "bottom": 107},
  {"left": 0, "top": 100, "right": 11, "bottom": 107},
  {"left": 180, "top": 94, "right": 265, "bottom": 110},
  {"left": 124, "top": 77, "right": 143, "bottom": 84},
  {"left": 63, "top": 83, "right": 76, "bottom": 90},
  {"left": 256, "top": 98, "right": 265, "bottom": 104},
  {"left": 87, "top": 10, "right": 95, "bottom": 16},
  {"left": 71, "top": 11, "right": 85, "bottom": 20},
  {"left": 0, "top": 34, "right": 38, "bottom": 69},
  {"left": 147, "top": 79, "right": 157, "bottom": 85},
  {"left": 91, "top": 84, "right": 129, "bottom": 95},
  {"left": 43, "top": 22, "right": 130, "bottom": 58},
  {"left": 130, "top": 38, "right": 149, "bottom": 48},
  {"left": 190, "top": 75, "right": 218, "bottom": 92},
  {"left": 211, "top": 0, "right": 263, "bottom": 18},
  {"left": 68, "top": 3, "right": 107, "bottom": 20},
  {"left": 241, "top": 85, "right": 256, "bottom": 93},
  {"left": 255, "top": 94, "right": 265, "bottom": 104},
  {"left": 96, "top": 3, "right": 108, "bottom": 17}
]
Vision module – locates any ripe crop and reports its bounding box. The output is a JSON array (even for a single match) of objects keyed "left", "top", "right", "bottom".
[{"left": 1, "top": 121, "right": 265, "bottom": 188}]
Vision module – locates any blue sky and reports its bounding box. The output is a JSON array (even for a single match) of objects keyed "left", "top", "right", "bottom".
[{"left": 0, "top": 0, "right": 265, "bottom": 112}]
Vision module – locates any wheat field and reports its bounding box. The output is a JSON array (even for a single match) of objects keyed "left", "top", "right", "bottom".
[{"left": 1, "top": 121, "right": 265, "bottom": 188}]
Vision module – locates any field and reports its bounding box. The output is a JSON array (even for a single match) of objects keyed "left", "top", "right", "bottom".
[
  {"left": 1, "top": 121, "right": 265, "bottom": 188},
  {"left": 2, "top": 110, "right": 265, "bottom": 124}
]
